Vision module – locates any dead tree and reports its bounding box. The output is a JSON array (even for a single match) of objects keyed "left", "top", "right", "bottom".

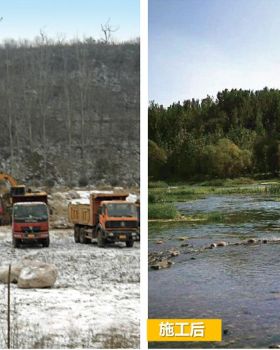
[{"left": 101, "top": 18, "right": 119, "bottom": 43}]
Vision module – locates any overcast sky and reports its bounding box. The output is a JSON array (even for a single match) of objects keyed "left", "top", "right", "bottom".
[
  {"left": 0, "top": 0, "right": 139, "bottom": 42},
  {"left": 149, "top": 0, "right": 280, "bottom": 106}
]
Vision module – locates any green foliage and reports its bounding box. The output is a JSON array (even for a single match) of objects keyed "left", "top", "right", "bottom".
[
  {"left": 201, "top": 138, "right": 252, "bottom": 178},
  {"left": 266, "top": 184, "right": 280, "bottom": 194},
  {"left": 148, "top": 203, "right": 179, "bottom": 219},
  {"left": 149, "top": 182, "right": 267, "bottom": 205},
  {"left": 148, "top": 140, "right": 167, "bottom": 180},
  {"left": 149, "top": 88, "right": 280, "bottom": 180}
]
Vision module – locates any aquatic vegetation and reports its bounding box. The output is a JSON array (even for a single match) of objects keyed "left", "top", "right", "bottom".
[
  {"left": 148, "top": 203, "right": 179, "bottom": 219},
  {"left": 265, "top": 184, "right": 280, "bottom": 194}
]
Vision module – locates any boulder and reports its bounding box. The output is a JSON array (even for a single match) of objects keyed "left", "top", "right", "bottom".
[
  {"left": 0, "top": 259, "right": 57, "bottom": 287},
  {"left": 178, "top": 236, "right": 188, "bottom": 241},
  {"left": 247, "top": 238, "right": 257, "bottom": 244},
  {"left": 0, "top": 265, "right": 21, "bottom": 284},
  {"left": 150, "top": 259, "right": 173, "bottom": 270},
  {"left": 216, "top": 241, "right": 227, "bottom": 247},
  {"left": 170, "top": 250, "right": 180, "bottom": 257},
  {"left": 18, "top": 261, "right": 58, "bottom": 288}
]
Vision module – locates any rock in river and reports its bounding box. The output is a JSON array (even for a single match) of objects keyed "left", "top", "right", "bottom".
[
  {"left": 170, "top": 250, "right": 180, "bottom": 257},
  {"left": 247, "top": 238, "right": 257, "bottom": 244},
  {"left": 210, "top": 243, "right": 217, "bottom": 248},
  {"left": 216, "top": 241, "right": 228, "bottom": 247},
  {"left": 151, "top": 259, "right": 173, "bottom": 270},
  {"left": 178, "top": 236, "right": 188, "bottom": 241}
]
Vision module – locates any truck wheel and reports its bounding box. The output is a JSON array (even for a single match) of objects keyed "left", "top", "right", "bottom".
[
  {"left": 74, "top": 225, "right": 80, "bottom": 243},
  {"left": 79, "top": 228, "right": 90, "bottom": 244},
  {"left": 12, "top": 238, "right": 20, "bottom": 248},
  {"left": 42, "top": 237, "right": 50, "bottom": 248},
  {"left": 126, "top": 239, "right": 134, "bottom": 248},
  {"left": 97, "top": 230, "right": 105, "bottom": 248}
]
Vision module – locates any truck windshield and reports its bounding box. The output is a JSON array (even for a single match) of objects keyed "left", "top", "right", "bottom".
[
  {"left": 13, "top": 204, "right": 48, "bottom": 222},
  {"left": 106, "top": 203, "right": 137, "bottom": 217}
]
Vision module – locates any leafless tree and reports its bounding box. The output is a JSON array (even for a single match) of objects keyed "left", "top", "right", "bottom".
[{"left": 101, "top": 18, "right": 119, "bottom": 43}]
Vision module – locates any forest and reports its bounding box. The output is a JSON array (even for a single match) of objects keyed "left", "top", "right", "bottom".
[
  {"left": 0, "top": 35, "right": 140, "bottom": 187},
  {"left": 149, "top": 88, "right": 280, "bottom": 181}
]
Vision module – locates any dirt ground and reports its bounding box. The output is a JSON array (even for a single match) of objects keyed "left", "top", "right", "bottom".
[{"left": 0, "top": 226, "right": 140, "bottom": 348}]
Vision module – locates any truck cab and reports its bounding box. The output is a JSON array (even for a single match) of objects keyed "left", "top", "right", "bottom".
[
  {"left": 69, "top": 192, "right": 139, "bottom": 248},
  {"left": 97, "top": 200, "right": 138, "bottom": 247},
  {"left": 12, "top": 201, "right": 50, "bottom": 248}
]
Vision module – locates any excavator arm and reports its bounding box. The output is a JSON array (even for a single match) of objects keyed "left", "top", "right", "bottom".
[{"left": 0, "top": 172, "right": 18, "bottom": 188}]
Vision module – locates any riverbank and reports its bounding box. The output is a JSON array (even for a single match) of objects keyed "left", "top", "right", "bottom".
[{"left": 148, "top": 178, "right": 280, "bottom": 219}]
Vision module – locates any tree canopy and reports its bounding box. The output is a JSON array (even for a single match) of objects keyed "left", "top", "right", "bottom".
[{"left": 149, "top": 88, "right": 280, "bottom": 180}]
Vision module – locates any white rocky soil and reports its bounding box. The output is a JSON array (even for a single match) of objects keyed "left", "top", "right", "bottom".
[{"left": 0, "top": 226, "right": 140, "bottom": 348}]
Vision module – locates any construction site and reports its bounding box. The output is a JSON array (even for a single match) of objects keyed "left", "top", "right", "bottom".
[{"left": 0, "top": 173, "right": 140, "bottom": 348}]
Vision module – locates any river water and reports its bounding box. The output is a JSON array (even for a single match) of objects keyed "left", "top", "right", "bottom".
[{"left": 149, "top": 194, "right": 280, "bottom": 348}]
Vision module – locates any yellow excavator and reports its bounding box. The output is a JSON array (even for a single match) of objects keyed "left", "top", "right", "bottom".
[
  {"left": 0, "top": 172, "right": 25, "bottom": 224},
  {"left": 0, "top": 172, "right": 47, "bottom": 225}
]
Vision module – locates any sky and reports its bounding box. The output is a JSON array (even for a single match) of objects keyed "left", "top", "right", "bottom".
[
  {"left": 149, "top": 0, "right": 280, "bottom": 106},
  {"left": 0, "top": 0, "right": 139, "bottom": 43}
]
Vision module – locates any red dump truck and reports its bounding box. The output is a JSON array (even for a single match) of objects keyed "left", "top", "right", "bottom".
[
  {"left": 12, "top": 192, "right": 49, "bottom": 248},
  {"left": 68, "top": 193, "right": 138, "bottom": 247}
]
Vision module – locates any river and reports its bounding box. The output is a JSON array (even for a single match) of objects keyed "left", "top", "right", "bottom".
[{"left": 149, "top": 194, "right": 280, "bottom": 348}]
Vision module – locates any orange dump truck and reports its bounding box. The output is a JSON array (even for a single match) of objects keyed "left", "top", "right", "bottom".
[
  {"left": 68, "top": 193, "right": 138, "bottom": 247},
  {"left": 12, "top": 192, "right": 49, "bottom": 248}
]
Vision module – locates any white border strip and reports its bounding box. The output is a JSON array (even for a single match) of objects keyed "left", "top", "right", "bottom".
[{"left": 140, "top": 0, "right": 148, "bottom": 348}]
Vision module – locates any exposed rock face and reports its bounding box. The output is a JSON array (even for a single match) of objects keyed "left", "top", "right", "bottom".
[
  {"left": 18, "top": 262, "right": 58, "bottom": 288},
  {"left": 0, "top": 259, "right": 58, "bottom": 288}
]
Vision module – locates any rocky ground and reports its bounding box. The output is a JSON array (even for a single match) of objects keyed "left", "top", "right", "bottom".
[{"left": 0, "top": 227, "right": 140, "bottom": 348}]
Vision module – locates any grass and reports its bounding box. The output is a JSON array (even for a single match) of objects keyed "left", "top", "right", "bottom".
[
  {"left": 148, "top": 180, "right": 278, "bottom": 204},
  {"left": 265, "top": 184, "right": 280, "bottom": 194},
  {"left": 199, "top": 177, "right": 256, "bottom": 187},
  {"left": 148, "top": 203, "right": 179, "bottom": 219},
  {"left": 148, "top": 177, "right": 280, "bottom": 220},
  {"left": 148, "top": 211, "right": 226, "bottom": 223}
]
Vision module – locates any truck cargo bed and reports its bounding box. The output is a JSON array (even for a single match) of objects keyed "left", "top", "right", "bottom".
[{"left": 68, "top": 203, "right": 91, "bottom": 226}]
